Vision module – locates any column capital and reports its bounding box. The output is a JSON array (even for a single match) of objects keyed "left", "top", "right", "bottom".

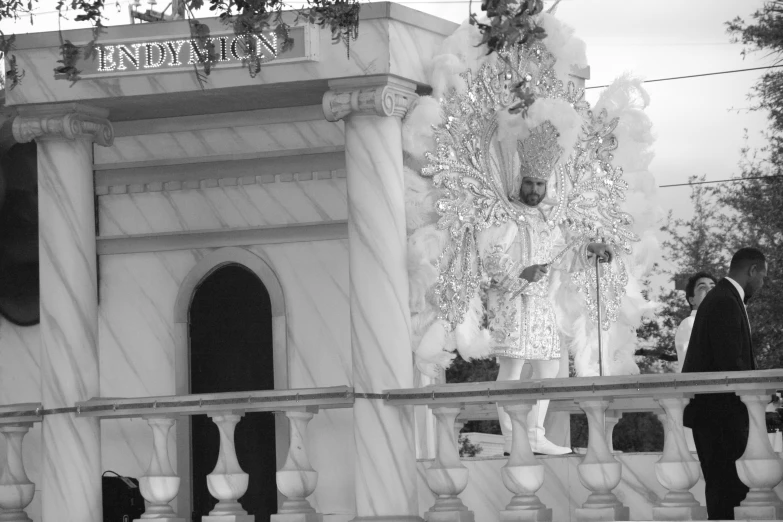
[
  {"left": 12, "top": 103, "right": 114, "bottom": 147},
  {"left": 322, "top": 76, "right": 417, "bottom": 122}
]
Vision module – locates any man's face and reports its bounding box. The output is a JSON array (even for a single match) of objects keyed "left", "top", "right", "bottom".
[
  {"left": 746, "top": 261, "right": 768, "bottom": 300},
  {"left": 519, "top": 177, "right": 547, "bottom": 207},
  {"left": 688, "top": 277, "right": 715, "bottom": 310}
]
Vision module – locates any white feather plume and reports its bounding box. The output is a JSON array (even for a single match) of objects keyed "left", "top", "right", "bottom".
[
  {"left": 454, "top": 292, "right": 493, "bottom": 360},
  {"left": 538, "top": 13, "right": 587, "bottom": 82},
  {"left": 414, "top": 319, "right": 457, "bottom": 377},
  {"left": 404, "top": 166, "right": 439, "bottom": 232},
  {"left": 402, "top": 96, "right": 443, "bottom": 162}
]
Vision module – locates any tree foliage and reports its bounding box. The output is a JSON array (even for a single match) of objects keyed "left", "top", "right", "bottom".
[
  {"left": 635, "top": 179, "right": 731, "bottom": 370},
  {"left": 638, "top": 1, "right": 783, "bottom": 370}
]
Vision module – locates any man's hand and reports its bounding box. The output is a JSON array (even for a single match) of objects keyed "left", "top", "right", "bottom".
[
  {"left": 521, "top": 264, "right": 549, "bottom": 283},
  {"left": 587, "top": 242, "right": 614, "bottom": 264}
]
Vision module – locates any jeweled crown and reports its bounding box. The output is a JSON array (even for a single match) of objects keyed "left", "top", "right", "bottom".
[{"left": 517, "top": 121, "right": 563, "bottom": 181}]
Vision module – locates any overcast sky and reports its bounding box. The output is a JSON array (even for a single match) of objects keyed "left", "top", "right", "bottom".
[{"left": 2, "top": 0, "right": 775, "bottom": 279}]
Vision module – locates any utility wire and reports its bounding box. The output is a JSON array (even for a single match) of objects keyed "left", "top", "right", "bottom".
[
  {"left": 586, "top": 65, "right": 783, "bottom": 90},
  {"left": 660, "top": 175, "right": 783, "bottom": 189}
]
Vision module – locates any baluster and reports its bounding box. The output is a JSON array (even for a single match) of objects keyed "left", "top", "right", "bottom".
[
  {"left": 605, "top": 411, "right": 621, "bottom": 453},
  {"left": 652, "top": 397, "right": 706, "bottom": 521},
  {"left": 0, "top": 424, "right": 35, "bottom": 522},
  {"left": 204, "top": 412, "right": 253, "bottom": 522},
  {"left": 575, "top": 400, "right": 629, "bottom": 522},
  {"left": 424, "top": 405, "right": 474, "bottom": 522},
  {"left": 137, "top": 417, "right": 184, "bottom": 521},
  {"left": 498, "top": 401, "right": 551, "bottom": 521},
  {"left": 453, "top": 420, "right": 465, "bottom": 447},
  {"left": 272, "top": 409, "right": 321, "bottom": 522},
  {"left": 735, "top": 393, "right": 783, "bottom": 520}
]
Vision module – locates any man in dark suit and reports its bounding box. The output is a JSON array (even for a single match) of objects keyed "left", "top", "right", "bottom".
[{"left": 682, "top": 247, "right": 768, "bottom": 520}]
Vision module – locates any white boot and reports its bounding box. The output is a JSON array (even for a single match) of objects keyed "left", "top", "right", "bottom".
[{"left": 528, "top": 399, "right": 572, "bottom": 455}]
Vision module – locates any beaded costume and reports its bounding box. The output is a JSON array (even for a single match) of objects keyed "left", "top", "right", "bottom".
[{"left": 402, "top": 15, "right": 660, "bottom": 377}]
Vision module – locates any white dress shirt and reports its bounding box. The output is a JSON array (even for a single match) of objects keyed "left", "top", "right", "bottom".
[
  {"left": 724, "top": 276, "right": 751, "bottom": 333},
  {"left": 675, "top": 310, "right": 697, "bottom": 373}
]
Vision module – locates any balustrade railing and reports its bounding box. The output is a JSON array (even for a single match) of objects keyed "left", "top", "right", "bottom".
[
  {"left": 5, "top": 371, "right": 783, "bottom": 522},
  {"left": 385, "top": 369, "right": 783, "bottom": 522},
  {"left": 0, "top": 387, "right": 352, "bottom": 522}
]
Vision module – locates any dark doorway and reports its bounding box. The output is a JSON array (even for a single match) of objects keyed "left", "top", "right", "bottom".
[{"left": 189, "top": 264, "right": 277, "bottom": 522}]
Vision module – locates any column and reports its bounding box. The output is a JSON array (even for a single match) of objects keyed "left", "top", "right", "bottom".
[
  {"left": 13, "top": 103, "right": 114, "bottom": 522},
  {"left": 652, "top": 397, "right": 706, "bottom": 521},
  {"left": 423, "top": 405, "right": 473, "bottom": 522},
  {"left": 322, "top": 76, "right": 421, "bottom": 522},
  {"left": 499, "top": 402, "right": 551, "bottom": 522},
  {"left": 138, "top": 417, "right": 184, "bottom": 521},
  {"left": 0, "top": 424, "right": 35, "bottom": 522},
  {"left": 735, "top": 393, "right": 783, "bottom": 520},
  {"left": 273, "top": 409, "right": 321, "bottom": 522},
  {"left": 575, "top": 400, "right": 629, "bottom": 522},
  {"left": 204, "top": 413, "right": 252, "bottom": 522}
]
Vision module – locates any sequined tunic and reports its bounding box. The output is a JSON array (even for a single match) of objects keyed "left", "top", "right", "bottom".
[{"left": 479, "top": 206, "right": 564, "bottom": 360}]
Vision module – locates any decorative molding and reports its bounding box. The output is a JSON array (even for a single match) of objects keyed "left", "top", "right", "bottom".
[
  {"left": 93, "top": 145, "right": 344, "bottom": 172},
  {"left": 173, "top": 246, "right": 288, "bottom": 321},
  {"left": 322, "top": 76, "right": 417, "bottom": 122},
  {"left": 112, "top": 105, "right": 326, "bottom": 137},
  {"left": 12, "top": 103, "right": 114, "bottom": 146},
  {"left": 96, "top": 220, "right": 348, "bottom": 255},
  {"left": 96, "top": 168, "right": 346, "bottom": 195}
]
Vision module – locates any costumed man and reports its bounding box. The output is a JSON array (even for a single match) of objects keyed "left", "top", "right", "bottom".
[
  {"left": 403, "top": 16, "right": 659, "bottom": 462},
  {"left": 479, "top": 121, "right": 614, "bottom": 456}
]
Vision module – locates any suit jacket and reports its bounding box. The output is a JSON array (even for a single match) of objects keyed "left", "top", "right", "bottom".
[{"left": 682, "top": 278, "right": 756, "bottom": 428}]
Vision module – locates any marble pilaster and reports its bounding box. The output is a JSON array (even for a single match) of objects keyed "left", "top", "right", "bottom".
[
  {"left": 12, "top": 103, "right": 113, "bottom": 522},
  {"left": 322, "top": 77, "right": 421, "bottom": 522}
]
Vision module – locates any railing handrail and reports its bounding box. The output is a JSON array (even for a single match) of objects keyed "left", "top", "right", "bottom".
[
  {"left": 0, "top": 402, "right": 44, "bottom": 425},
  {"left": 458, "top": 396, "right": 663, "bottom": 421},
  {"left": 0, "top": 387, "right": 354, "bottom": 423},
  {"left": 385, "top": 369, "right": 783, "bottom": 406},
  {"left": 75, "top": 385, "right": 354, "bottom": 418}
]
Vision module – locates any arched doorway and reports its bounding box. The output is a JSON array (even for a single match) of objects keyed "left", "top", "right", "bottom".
[{"left": 189, "top": 263, "right": 278, "bottom": 521}]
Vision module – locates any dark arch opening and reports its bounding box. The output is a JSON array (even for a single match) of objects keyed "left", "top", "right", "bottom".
[{"left": 189, "top": 264, "right": 277, "bottom": 521}]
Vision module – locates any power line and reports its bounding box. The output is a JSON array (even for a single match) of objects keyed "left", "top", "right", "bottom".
[
  {"left": 586, "top": 65, "right": 783, "bottom": 90},
  {"left": 660, "top": 175, "right": 783, "bottom": 189}
]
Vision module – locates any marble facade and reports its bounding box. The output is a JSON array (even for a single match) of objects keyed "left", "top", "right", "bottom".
[{"left": 0, "top": 4, "right": 456, "bottom": 521}]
